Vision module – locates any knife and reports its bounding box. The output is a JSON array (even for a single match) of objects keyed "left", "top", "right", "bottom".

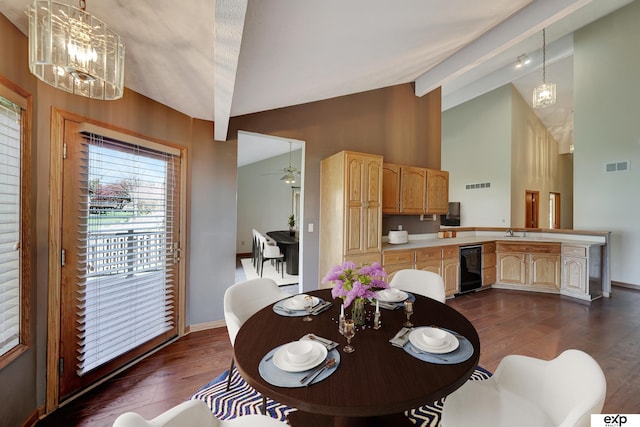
[
  {"left": 311, "top": 301, "right": 332, "bottom": 315},
  {"left": 299, "top": 357, "right": 332, "bottom": 383},
  {"left": 378, "top": 301, "right": 399, "bottom": 310}
]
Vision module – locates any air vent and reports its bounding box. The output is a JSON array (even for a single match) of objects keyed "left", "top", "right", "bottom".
[
  {"left": 605, "top": 161, "right": 629, "bottom": 173},
  {"left": 465, "top": 182, "right": 491, "bottom": 190}
]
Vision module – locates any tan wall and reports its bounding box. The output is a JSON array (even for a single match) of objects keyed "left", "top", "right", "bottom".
[
  {"left": 228, "top": 84, "right": 442, "bottom": 290},
  {"left": 0, "top": 13, "right": 240, "bottom": 426},
  {"left": 0, "top": 13, "right": 39, "bottom": 427},
  {"left": 1, "top": 11, "right": 442, "bottom": 425}
]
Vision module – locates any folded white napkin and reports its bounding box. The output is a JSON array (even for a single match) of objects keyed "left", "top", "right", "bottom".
[
  {"left": 389, "top": 327, "right": 412, "bottom": 347},
  {"left": 301, "top": 333, "right": 339, "bottom": 350}
]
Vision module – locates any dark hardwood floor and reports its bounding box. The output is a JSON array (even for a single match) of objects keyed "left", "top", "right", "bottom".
[{"left": 35, "top": 284, "right": 640, "bottom": 426}]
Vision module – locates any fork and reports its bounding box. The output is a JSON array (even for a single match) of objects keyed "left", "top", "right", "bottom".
[{"left": 308, "top": 334, "right": 334, "bottom": 349}]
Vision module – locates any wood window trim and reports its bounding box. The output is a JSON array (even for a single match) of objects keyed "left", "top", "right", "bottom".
[
  {"left": 0, "top": 76, "right": 33, "bottom": 370},
  {"left": 46, "top": 108, "right": 188, "bottom": 413}
]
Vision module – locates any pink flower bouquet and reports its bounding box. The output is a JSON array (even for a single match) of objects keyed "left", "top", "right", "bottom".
[{"left": 322, "top": 261, "right": 389, "bottom": 307}]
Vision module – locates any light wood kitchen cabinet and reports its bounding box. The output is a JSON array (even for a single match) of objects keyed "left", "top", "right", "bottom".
[
  {"left": 415, "top": 247, "right": 442, "bottom": 276},
  {"left": 425, "top": 169, "right": 449, "bottom": 214},
  {"left": 382, "top": 163, "right": 448, "bottom": 215},
  {"left": 382, "top": 246, "right": 445, "bottom": 285},
  {"left": 482, "top": 242, "right": 496, "bottom": 287},
  {"left": 442, "top": 246, "right": 459, "bottom": 297},
  {"left": 561, "top": 244, "right": 604, "bottom": 301},
  {"left": 319, "top": 151, "right": 383, "bottom": 285},
  {"left": 382, "top": 163, "right": 426, "bottom": 214},
  {"left": 497, "top": 252, "right": 526, "bottom": 285},
  {"left": 382, "top": 164, "right": 400, "bottom": 213},
  {"left": 400, "top": 166, "right": 427, "bottom": 214},
  {"left": 382, "top": 249, "right": 415, "bottom": 281},
  {"left": 496, "top": 242, "right": 561, "bottom": 292},
  {"left": 562, "top": 245, "right": 587, "bottom": 295},
  {"left": 529, "top": 253, "right": 561, "bottom": 289}
]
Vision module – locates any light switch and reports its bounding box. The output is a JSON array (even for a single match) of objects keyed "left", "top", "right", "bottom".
[{"left": 308, "top": 223, "right": 314, "bottom": 233}]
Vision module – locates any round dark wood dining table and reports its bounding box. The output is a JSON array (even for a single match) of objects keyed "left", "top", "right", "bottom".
[{"left": 233, "top": 289, "right": 480, "bottom": 427}]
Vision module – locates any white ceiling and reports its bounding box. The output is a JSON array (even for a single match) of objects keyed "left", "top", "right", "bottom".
[
  {"left": 237, "top": 131, "right": 303, "bottom": 167},
  {"left": 0, "top": 0, "right": 634, "bottom": 150}
]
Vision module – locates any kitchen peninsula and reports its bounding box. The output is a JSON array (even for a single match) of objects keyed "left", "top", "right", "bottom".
[{"left": 381, "top": 228, "right": 609, "bottom": 302}]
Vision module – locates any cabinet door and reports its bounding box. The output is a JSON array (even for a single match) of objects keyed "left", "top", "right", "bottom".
[
  {"left": 416, "top": 260, "right": 442, "bottom": 276},
  {"left": 344, "top": 154, "right": 366, "bottom": 255},
  {"left": 482, "top": 267, "right": 496, "bottom": 286},
  {"left": 364, "top": 156, "right": 383, "bottom": 253},
  {"left": 442, "top": 257, "right": 459, "bottom": 296},
  {"left": 382, "top": 164, "right": 400, "bottom": 214},
  {"left": 425, "top": 169, "right": 449, "bottom": 214},
  {"left": 384, "top": 263, "right": 415, "bottom": 282},
  {"left": 400, "top": 166, "right": 426, "bottom": 214},
  {"left": 529, "top": 254, "right": 561, "bottom": 289},
  {"left": 497, "top": 253, "right": 526, "bottom": 285},
  {"left": 563, "top": 256, "right": 587, "bottom": 293}
]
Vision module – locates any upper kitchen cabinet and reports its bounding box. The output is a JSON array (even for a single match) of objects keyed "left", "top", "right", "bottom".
[
  {"left": 382, "top": 163, "right": 400, "bottom": 213},
  {"left": 382, "top": 163, "right": 449, "bottom": 215},
  {"left": 382, "top": 163, "right": 426, "bottom": 214},
  {"left": 320, "top": 151, "right": 383, "bottom": 284},
  {"left": 425, "top": 169, "right": 449, "bottom": 214}
]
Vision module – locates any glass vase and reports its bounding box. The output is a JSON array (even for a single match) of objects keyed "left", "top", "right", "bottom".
[{"left": 351, "top": 297, "right": 366, "bottom": 327}]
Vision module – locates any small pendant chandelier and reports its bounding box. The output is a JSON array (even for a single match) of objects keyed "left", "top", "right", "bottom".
[
  {"left": 281, "top": 142, "right": 297, "bottom": 184},
  {"left": 27, "top": 0, "right": 125, "bottom": 100},
  {"left": 533, "top": 28, "right": 556, "bottom": 109}
]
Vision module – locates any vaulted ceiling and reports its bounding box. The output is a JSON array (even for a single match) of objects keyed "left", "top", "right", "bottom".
[{"left": 0, "top": 0, "right": 633, "bottom": 148}]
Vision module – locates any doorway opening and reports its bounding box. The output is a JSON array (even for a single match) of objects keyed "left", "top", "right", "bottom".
[
  {"left": 237, "top": 131, "right": 305, "bottom": 292},
  {"left": 549, "top": 192, "right": 561, "bottom": 229},
  {"left": 525, "top": 190, "right": 539, "bottom": 228}
]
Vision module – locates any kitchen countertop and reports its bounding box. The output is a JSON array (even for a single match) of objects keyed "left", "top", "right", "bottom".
[{"left": 382, "top": 232, "right": 607, "bottom": 251}]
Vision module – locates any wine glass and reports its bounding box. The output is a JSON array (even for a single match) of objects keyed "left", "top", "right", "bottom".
[
  {"left": 403, "top": 300, "right": 414, "bottom": 328},
  {"left": 342, "top": 319, "right": 356, "bottom": 353},
  {"left": 302, "top": 295, "right": 314, "bottom": 322}
]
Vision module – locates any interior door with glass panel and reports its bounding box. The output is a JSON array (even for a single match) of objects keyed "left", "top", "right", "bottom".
[{"left": 59, "top": 121, "right": 180, "bottom": 399}]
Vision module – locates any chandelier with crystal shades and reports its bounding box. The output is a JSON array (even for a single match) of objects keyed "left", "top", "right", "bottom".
[
  {"left": 532, "top": 28, "right": 556, "bottom": 109},
  {"left": 28, "top": 0, "right": 125, "bottom": 100}
]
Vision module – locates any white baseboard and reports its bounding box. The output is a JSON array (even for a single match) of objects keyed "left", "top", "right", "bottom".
[
  {"left": 187, "top": 319, "right": 227, "bottom": 333},
  {"left": 612, "top": 281, "right": 640, "bottom": 291}
]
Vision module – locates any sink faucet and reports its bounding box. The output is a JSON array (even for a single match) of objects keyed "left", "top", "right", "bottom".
[{"left": 506, "top": 228, "right": 514, "bottom": 237}]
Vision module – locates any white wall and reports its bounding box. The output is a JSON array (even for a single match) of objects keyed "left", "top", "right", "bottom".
[
  {"left": 236, "top": 150, "right": 302, "bottom": 253},
  {"left": 573, "top": 0, "right": 640, "bottom": 286},
  {"left": 443, "top": 84, "right": 573, "bottom": 230},
  {"left": 442, "top": 85, "right": 512, "bottom": 227},
  {"left": 510, "top": 86, "right": 573, "bottom": 229}
]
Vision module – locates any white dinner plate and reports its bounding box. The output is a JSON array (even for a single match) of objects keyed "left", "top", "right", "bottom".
[
  {"left": 283, "top": 295, "right": 320, "bottom": 311},
  {"left": 273, "top": 340, "right": 328, "bottom": 372},
  {"left": 376, "top": 289, "right": 408, "bottom": 303},
  {"left": 409, "top": 327, "right": 459, "bottom": 354}
]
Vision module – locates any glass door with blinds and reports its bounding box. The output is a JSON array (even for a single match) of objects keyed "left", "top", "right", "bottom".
[
  {"left": 59, "top": 121, "right": 180, "bottom": 398},
  {"left": 0, "top": 97, "right": 22, "bottom": 358}
]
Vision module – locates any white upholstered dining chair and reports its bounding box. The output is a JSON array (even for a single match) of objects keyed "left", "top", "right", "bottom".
[
  {"left": 112, "top": 399, "right": 288, "bottom": 427},
  {"left": 441, "top": 349, "right": 606, "bottom": 427},
  {"left": 253, "top": 233, "right": 284, "bottom": 278},
  {"left": 388, "top": 269, "right": 446, "bottom": 303},
  {"left": 223, "top": 278, "right": 290, "bottom": 412}
]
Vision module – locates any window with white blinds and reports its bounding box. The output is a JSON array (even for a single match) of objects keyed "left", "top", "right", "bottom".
[
  {"left": 76, "top": 133, "right": 179, "bottom": 375},
  {"left": 0, "top": 97, "right": 22, "bottom": 357}
]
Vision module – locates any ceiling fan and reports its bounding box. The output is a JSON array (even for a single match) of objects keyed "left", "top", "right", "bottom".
[{"left": 278, "top": 141, "right": 300, "bottom": 184}]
